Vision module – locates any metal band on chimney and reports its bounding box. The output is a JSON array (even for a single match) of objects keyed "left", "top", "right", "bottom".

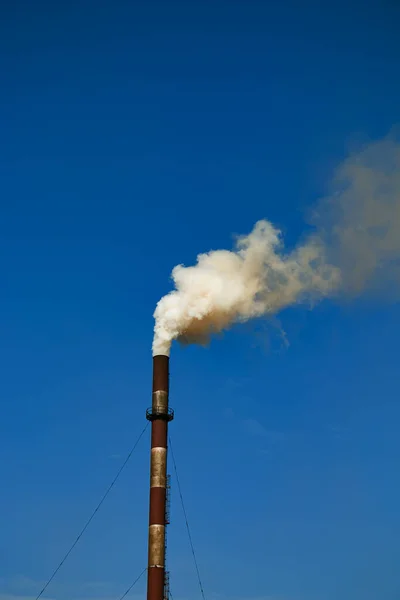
[{"left": 150, "top": 448, "right": 167, "bottom": 488}]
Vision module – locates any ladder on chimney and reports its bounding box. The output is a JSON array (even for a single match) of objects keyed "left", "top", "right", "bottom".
[{"left": 164, "top": 474, "right": 171, "bottom": 600}]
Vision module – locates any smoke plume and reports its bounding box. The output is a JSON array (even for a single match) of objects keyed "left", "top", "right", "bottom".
[{"left": 153, "top": 135, "right": 400, "bottom": 356}]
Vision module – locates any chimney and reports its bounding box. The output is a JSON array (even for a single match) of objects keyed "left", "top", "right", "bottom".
[{"left": 146, "top": 355, "right": 174, "bottom": 600}]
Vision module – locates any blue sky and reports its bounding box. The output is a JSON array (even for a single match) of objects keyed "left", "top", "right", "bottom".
[{"left": 1, "top": 1, "right": 400, "bottom": 600}]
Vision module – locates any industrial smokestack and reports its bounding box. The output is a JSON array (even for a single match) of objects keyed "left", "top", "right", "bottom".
[
  {"left": 146, "top": 355, "right": 173, "bottom": 600},
  {"left": 145, "top": 132, "right": 400, "bottom": 600}
]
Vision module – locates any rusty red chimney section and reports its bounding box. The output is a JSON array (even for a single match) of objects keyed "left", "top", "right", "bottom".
[{"left": 146, "top": 355, "right": 174, "bottom": 600}]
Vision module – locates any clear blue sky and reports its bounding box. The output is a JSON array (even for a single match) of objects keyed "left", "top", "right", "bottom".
[{"left": 1, "top": 2, "right": 400, "bottom": 600}]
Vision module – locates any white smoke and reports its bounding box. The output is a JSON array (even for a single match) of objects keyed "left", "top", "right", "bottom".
[{"left": 153, "top": 135, "right": 400, "bottom": 356}]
